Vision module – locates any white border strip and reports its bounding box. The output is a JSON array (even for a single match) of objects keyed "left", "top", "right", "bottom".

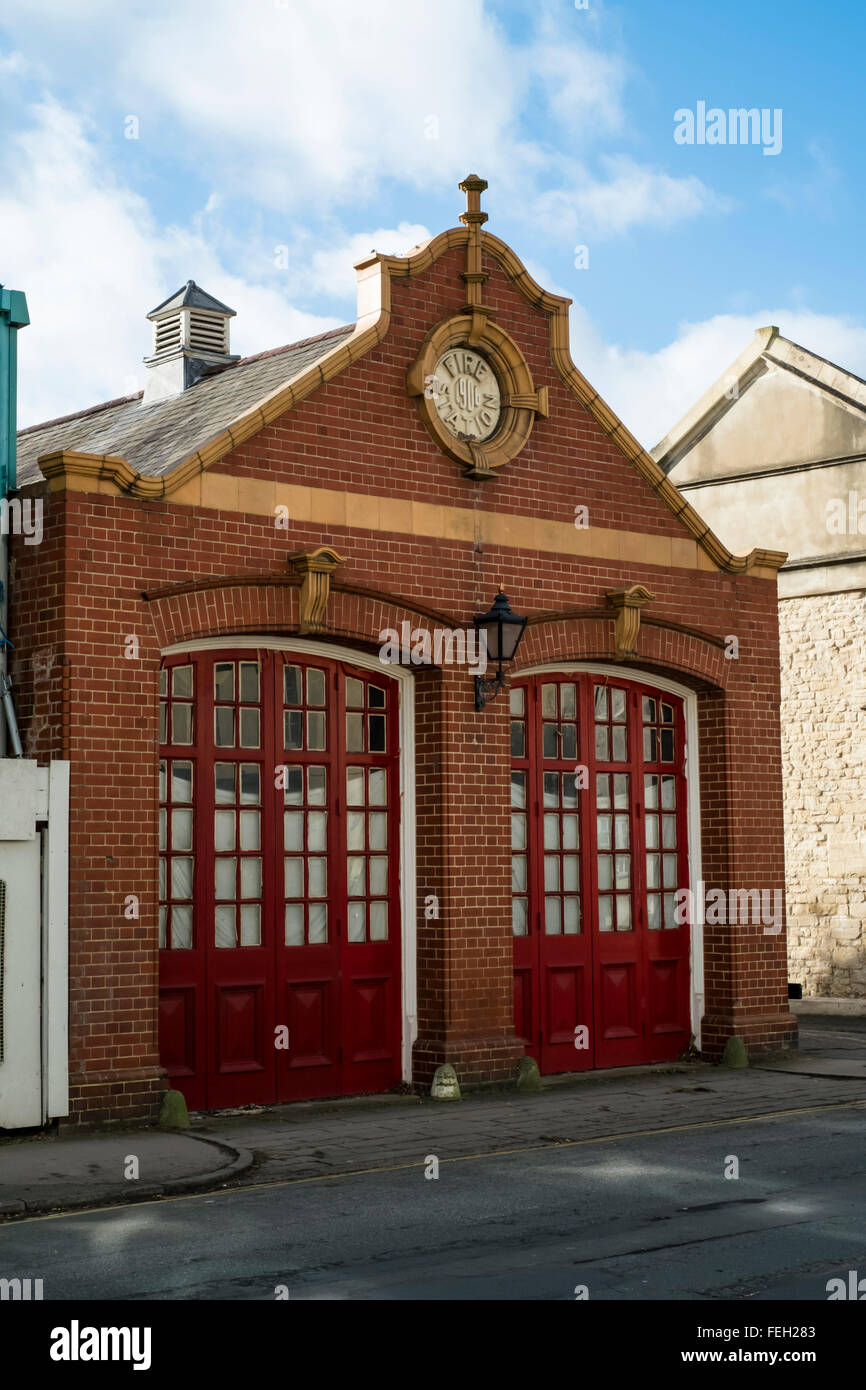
[
  {"left": 37, "top": 760, "right": 70, "bottom": 1120},
  {"left": 162, "top": 636, "right": 418, "bottom": 1081},
  {"left": 518, "top": 661, "right": 705, "bottom": 1047}
]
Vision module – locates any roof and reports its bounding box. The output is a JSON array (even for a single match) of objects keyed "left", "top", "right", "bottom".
[
  {"left": 16, "top": 324, "right": 355, "bottom": 486},
  {"left": 652, "top": 326, "right": 866, "bottom": 475},
  {"left": 148, "top": 280, "right": 236, "bottom": 319}
]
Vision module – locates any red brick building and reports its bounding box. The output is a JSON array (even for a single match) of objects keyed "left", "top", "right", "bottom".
[{"left": 13, "top": 176, "right": 796, "bottom": 1124}]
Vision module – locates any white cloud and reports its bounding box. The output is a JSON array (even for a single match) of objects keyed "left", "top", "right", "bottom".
[
  {"left": 535, "top": 156, "right": 730, "bottom": 240},
  {"left": 0, "top": 49, "right": 29, "bottom": 76},
  {"left": 0, "top": 0, "right": 714, "bottom": 248},
  {"left": 305, "top": 222, "right": 432, "bottom": 299},
  {"left": 526, "top": 34, "right": 625, "bottom": 137},
  {"left": 2, "top": 100, "right": 340, "bottom": 427},
  {"left": 574, "top": 307, "right": 866, "bottom": 450},
  {"left": 1, "top": 0, "right": 520, "bottom": 207},
  {"left": 0, "top": 2, "right": 774, "bottom": 443}
]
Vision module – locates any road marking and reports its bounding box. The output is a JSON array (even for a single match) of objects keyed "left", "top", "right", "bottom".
[{"left": 4, "top": 1096, "right": 866, "bottom": 1229}]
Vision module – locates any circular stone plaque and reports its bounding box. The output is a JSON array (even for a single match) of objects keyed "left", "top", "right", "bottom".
[{"left": 430, "top": 348, "right": 502, "bottom": 442}]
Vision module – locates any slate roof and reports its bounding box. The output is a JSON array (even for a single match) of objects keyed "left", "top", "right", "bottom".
[
  {"left": 148, "top": 280, "right": 236, "bottom": 319},
  {"left": 16, "top": 324, "right": 355, "bottom": 487}
]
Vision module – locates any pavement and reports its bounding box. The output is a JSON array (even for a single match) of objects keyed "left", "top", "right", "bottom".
[
  {"left": 0, "top": 1129, "right": 252, "bottom": 1216},
  {"left": 2, "top": 1008, "right": 865, "bottom": 1220}
]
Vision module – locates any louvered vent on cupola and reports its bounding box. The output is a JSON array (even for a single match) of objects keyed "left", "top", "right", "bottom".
[{"left": 143, "top": 280, "right": 238, "bottom": 404}]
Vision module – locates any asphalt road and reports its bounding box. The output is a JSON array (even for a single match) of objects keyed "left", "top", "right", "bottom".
[{"left": 2, "top": 1101, "right": 864, "bottom": 1300}]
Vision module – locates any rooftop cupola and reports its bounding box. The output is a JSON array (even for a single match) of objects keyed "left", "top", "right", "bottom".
[{"left": 143, "top": 280, "right": 238, "bottom": 403}]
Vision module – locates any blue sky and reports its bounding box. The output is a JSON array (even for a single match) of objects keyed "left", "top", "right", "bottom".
[{"left": 1, "top": 0, "right": 864, "bottom": 443}]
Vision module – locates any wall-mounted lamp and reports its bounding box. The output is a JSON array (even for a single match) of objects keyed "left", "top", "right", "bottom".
[{"left": 473, "top": 585, "right": 527, "bottom": 710}]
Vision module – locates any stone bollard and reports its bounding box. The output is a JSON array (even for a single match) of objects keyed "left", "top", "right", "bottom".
[
  {"left": 158, "top": 1088, "right": 191, "bottom": 1130},
  {"left": 431, "top": 1063, "right": 461, "bottom": 1101},
  {"left": 516, "top": 1056, "right": 542, "bottom": 1092},
  {"left": 722, "top": 1036, "right": 749, "bottom": 1069}
]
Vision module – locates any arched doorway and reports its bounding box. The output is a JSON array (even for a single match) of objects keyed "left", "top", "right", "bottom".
[
  {"left": 511, "top": 668, "right": 693, "bottom": 1072},
  {"left": 158, "top": 646, "right": 403, "bottom": 1110}
]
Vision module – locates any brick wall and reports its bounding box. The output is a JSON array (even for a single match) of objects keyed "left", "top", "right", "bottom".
[{"left": 11, "top": 239, "right": 795, "bottom": 1121}]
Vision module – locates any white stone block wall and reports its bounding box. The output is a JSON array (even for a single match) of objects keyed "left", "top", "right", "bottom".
[{"left": 780, "top": 591, "right": 866, "bottom": 996}]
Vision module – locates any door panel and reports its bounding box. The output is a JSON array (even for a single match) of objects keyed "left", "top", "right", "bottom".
[
  {"left": 158, "top": 988, "right": 196, "bottom": 1077},
  {"left": 159, "top": 650, "right": 402, "bottom": 1110},
  {"left": 512, "top": 672, "right": 691, "bottom": 1073}
]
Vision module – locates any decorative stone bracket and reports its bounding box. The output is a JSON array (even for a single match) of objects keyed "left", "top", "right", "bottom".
[
  {"left": 605, "top": 585, "right": 655, "bottom": 660},
  {"left": 288, "top": 547, "right": 346, "bottom": 634}
]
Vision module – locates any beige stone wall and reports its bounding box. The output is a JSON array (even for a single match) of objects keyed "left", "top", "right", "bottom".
[{"left": 780, "top": 590, "right": 866, "bottom": 995}]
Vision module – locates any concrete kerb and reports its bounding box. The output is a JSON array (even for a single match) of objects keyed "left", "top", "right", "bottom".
[
  {"left": 793, "top": 998, "right": 866, "bottom": 1017},
  {"left": 0, "top": 1133, "right": 255, "bottom": 1219}
]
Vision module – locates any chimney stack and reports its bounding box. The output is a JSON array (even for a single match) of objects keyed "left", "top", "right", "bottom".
[{"left": 143, "top": 280, "right": 238, "bottom": 404}]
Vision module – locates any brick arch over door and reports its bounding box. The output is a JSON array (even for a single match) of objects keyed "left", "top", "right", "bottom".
[
  {"left": 146, "top": 580, "right": 466, "bottom": 656},
  {"left": 516, "top": 616, "right": 731, "bottom": 691}
]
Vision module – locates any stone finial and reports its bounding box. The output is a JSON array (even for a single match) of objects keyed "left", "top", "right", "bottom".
[
  {"left": 605, "top": 584, "right": 655, "bottom": 660},
  {"left": 459, "top": 173, "right": 489, "bottom": 227},
  {"left": 288, "top": 546, "right": 346, "bottom": 634},
  {"left": 459, "top": 175, "right": 489, "bottom": 308}
]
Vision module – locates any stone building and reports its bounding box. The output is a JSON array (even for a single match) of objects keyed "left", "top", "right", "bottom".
[
  {"left": 654, "top": 327, "right": 866, "bottom": 999},
  {"left": 11, "top": 178, "right": 795, "bottom": 1125}
]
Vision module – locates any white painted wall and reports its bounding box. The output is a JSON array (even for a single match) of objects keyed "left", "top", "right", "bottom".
[{"left": 0, "top": 759, "right": 70, "bottom": 1129}]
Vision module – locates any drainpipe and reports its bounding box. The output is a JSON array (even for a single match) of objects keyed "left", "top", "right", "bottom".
[{"left": 0, "top": 284, "right": 30, "bottom": 758}]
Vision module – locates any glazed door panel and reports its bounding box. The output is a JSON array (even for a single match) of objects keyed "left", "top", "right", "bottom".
[
  {"left": 159, "top": 650, "right": 402, "bottom": 1111},
  {"left": 205, "top": 655, "right": 275, "bottom": 1108},
  {"left": 511, "top": 672, "right": 691, "bottom": 1074},
  {"left": 511, "top": 678, "right": 593, "bottom": 1074},
  {"left": 274, "top": 656, "right": 342, "bottom": 1103}
]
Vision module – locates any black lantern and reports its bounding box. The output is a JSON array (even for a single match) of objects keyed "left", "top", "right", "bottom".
[{"left": 473, "top": 585, "right": 527, "bottom": 710}]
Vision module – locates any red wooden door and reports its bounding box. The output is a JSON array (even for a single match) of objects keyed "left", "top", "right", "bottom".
[
  {"left": 511, "top": 678, "right": 593, "bottom": 1074},
  {"left": 158, "top": 650, "right": 402, "bottom": 1111},
  {"left": 511, "top": 672, "right": 690, "bottom": 1073}
]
